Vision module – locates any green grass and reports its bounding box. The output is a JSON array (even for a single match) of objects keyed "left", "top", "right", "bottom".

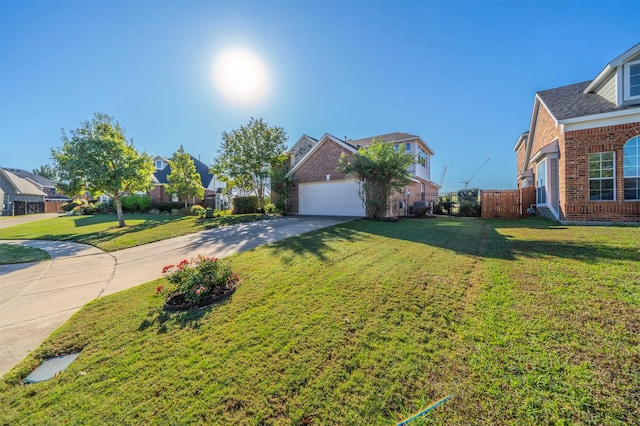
[
  {"left": 1, "top": 218, "right": 638, "bottom": 425},
  {"left": 0, "top": 243, "right": 50, "bottom": 264},
  {"left": 0, "top": 213, "right": 266, "bottom": 251}
]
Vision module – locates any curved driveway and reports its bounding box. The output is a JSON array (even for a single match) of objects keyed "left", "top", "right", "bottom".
[{"left": 0, "top": 216, "right": 354, "bottom": 377}]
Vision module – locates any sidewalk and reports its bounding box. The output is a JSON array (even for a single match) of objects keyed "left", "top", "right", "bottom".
[{"left": 0, "top": 216, "right": 354, "bottom": 377}]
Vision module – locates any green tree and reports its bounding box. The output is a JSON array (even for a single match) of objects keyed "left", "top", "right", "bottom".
[
  {"left": 32, "top": 164, "right": 57, "bottom": 180},
  {"left": 167, "top": 146, "right": 204, "bottom": 208},
  {"left": 269, "top": 154, "right": 295, "bottom": 214},
  {"left": 340, "top": 140, "right": 413, "bottom": 219},
  {"left": 51, "top": 113, "right": 154, "bottom": 227},
  {"left": 211, "top": 117, "right": 287, "bottom": 212}
]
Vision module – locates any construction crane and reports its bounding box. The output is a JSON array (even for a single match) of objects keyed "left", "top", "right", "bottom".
[
  {"left": 460, "top": 158, "right": 490, "bottom": 188},
  {"left": 439, "top": 161, "right": 452, "bottom": 187}
]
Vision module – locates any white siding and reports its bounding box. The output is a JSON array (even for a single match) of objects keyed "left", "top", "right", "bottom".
[{"left": 596, "top": 74, "right": 617, "bottom": 103}]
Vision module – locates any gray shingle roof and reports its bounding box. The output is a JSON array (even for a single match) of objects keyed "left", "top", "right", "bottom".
[
  {"left": 537, "top": 81, "right": 638, "bottom": 121},
  {"left": 153, "top": 155, "right": 215, "bottom": 188},
  {"left": 1, "top": 169, "right": 47, "bottom": 196},
  {"left": 346, "top": 132, "right": 421, "bottom": 147},
  {"left": 3, "top": 168, "right": 57, "bottom": 188}
]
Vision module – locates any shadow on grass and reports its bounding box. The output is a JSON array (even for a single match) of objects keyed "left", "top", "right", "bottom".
[
  {"left": 267, "top": 223, "right": 366, "bottom": 262},
  {"left": 139, "top": 297, "right": 233, "bottom": 333},
  {"left": 352, "top": 217, "right": 640, "bottom": 263}
]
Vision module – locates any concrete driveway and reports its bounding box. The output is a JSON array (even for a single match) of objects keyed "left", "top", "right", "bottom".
[{"left": 0, "top": 216, "right": 355, "bottom": 377}]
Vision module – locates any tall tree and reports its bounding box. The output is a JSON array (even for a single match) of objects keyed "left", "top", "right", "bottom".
[
  {"left": 167, "top": 146, "right": 204, "bottom": 208},
  {"left": 211, "top": 117, "right": 287, "bottom": 211},
  {"left": 51, "top": 113, "right": 154, "bottom": 227},
  {"left": 340, "top": 140, "right": 413, "bottom": 219},
  {"left": 33, "top": 164, "right": 57, "bottom": 180}
]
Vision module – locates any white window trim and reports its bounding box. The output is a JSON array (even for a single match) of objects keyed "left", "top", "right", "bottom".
[
  {"left": 589, "top": 151, "right": 616, "bottom": 202},
  {"left": 623, "top": 136, "right": 640, "bottom": 201},
  {"left": 623, "top": 59, "right": 640, "bottom": 102}
]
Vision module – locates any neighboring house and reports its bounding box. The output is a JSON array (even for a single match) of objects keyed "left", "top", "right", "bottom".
[
  {"left": 0, "top": 168, "right": 47, "bottom": 215},
  {"left": 150, "top": 155, "right": 229, "bottom": 210},
  {"left": 514, "top": 42, "right": 640, "bottom": 223},
  {"left": 285, "top": 132, "right": 439, "bottom": 216},
  {"left": 2, "top": 168, "right": 71, "bottom": 205}
]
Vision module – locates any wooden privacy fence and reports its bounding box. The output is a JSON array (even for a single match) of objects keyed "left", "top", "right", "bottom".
[{"left": 480, "top": 187, "right": 536, "bottom": 219}]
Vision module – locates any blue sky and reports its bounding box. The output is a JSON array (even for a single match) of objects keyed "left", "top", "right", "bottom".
[{"left": 1, "top": 1, "right": 638, "bottom": 193}]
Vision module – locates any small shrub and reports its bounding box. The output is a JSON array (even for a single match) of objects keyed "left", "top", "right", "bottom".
[
  {"left": 81, "top": 204, "right": 98, "bottom": 215},
  {"left": 70, "top": 205, "right": 84, "bottom": 216},
  {"left": 234, "top": 196, "right": 260, "bottom": 214},
  {"left": 62, "top": 200, "right": 84, "bottom": 212},
  {"left": 121, "top": 194, "right": 152, "bottom": 212},
  {"left": 95, "top": 201, "right": 115, "bottom": 214},
  {"left": 205, "top": 208, "right": 216, "bottom": 219},
  {"left": 152, "top": 202, "right": 184, "bottom": 213},
  {"left": 458, "top": 200, "right": 481, "bottom": 217},
  {"left": 161, "top": 255, "right": 239, "bottom": 305},
  {"left": 171, "top": 209, "right": 180, "bottom": 215},
  {"left": 190, "top": 205, "right": 205, "bottom": 217}
]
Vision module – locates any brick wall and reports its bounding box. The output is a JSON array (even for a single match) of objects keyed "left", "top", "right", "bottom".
[
  {"left": 290, "top": 140, "right": 355, "bottom": 214},
  {"left": 562, "top": 122, "right": 640, "bottom": 222},
  {"left": 531, "top": 105, "right": 561, "bottom": 155}
]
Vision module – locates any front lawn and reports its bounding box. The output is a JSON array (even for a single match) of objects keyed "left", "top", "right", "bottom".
[
  {"left": 1, "top": 218, "right": 638, "bottom": 424},
  {"left": 0, "top": 213, "right": 266, "bottom": 251},
  {"left": 0, "top": 243, "right": 50, "bottom": 264}
]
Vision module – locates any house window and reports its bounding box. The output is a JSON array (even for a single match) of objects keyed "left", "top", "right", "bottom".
[
  {"left": 417, "top": 147, "right": 427, "bottom": 167},
  {"left": 405, "top": 143, "right": 411, "bottom": 152},
  {"left": 624, "top": 136, "right": 640, "bottom": 200},
  {"left": 536, "top": 160, "right": 546, "bottom": 204},
  {"left": 155, "top": 160, "right": 163, "bottom": 169},
  {"left": 624, "top": 60, "right": 640, "bottom": 101},
  {"left": 394, "top": 144, "right": 399, "bottom": 152},
  {"left": 172, "top": 193, "right": 179, "bottom": 202},
  {"left": 589, "top": 152, "right": 615, "bottom": 201}
]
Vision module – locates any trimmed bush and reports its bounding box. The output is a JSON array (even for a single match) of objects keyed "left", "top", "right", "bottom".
[
  {"left": 62, "top": 200, "right": 84, "bottom": 212},
  {"left": 95, "top": 201, "right": 115, "bottom": 214},
  {"left": 189, "top": 205, "right": 205, "bottom": 216},
  {"left": 233, "top": 196, "right": 260, "bottom": 214},
  {"left": 121, "top": 194, "right": 152, "bottom": 212},
  {"left": 81, "top": 204, "right": 98, "bottom": 215},
  {"left": 151, "top": 202, "right": 185, "bottom": 213}
]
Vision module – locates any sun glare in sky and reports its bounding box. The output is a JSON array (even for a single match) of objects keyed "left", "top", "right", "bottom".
[{"left": 213, "top": 47, "right": 270, "bottom": 106}]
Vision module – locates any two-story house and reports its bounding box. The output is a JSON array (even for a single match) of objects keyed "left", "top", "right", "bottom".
[
  {"left": 514, "top": 42, "right": 640, "bottom": 223},
  {"left": 150, "top": 155, "right": 229, "bottom": 210},
  {"left": 285, "top": 132, "right": 438, "bottom": 216}
]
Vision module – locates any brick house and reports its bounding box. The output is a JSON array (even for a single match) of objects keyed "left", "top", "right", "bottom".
[
  {"left": 514, "top": 42, "right": 640, "bottom": 223},
  {"left": 150, "top": 155, "right": 229, "bottom": 210},
  {"left": 286, "top": 132, "right": 439, "bottom": 216}
]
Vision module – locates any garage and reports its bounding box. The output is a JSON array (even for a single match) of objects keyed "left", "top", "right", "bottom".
[{"left": 299, "top": 179, "right": 365, "bottom": 216}]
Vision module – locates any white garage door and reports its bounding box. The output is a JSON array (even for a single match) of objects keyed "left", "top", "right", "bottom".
[{"left": 299, "top": 179, "right": 365, "bottom": 216}]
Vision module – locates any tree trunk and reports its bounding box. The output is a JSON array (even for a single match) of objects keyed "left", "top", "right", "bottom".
[
  {"left": 257, "top": 185, "right": 264, "bottom": 212},
  {"left": 114, "top": 195, "right": 126, "bottom": 227}
]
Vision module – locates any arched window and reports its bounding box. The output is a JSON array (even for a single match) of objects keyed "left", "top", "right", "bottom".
[{"left": 624, "top": 136, "right": 640, "bottom": 200}]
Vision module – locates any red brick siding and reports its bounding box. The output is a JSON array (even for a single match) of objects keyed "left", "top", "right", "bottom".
[
  {"left": 290, "top": 141, "right": 356, "bottom": 214},
  {"left": 562, "top": 123, "right": 640, "bottom": 222},
  {"left": 531, "top": 105, "right": 561, "bottom": 155}
]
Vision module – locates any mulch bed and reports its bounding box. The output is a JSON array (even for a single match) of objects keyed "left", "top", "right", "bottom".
[{"left": 163, "top": 283, "right": 237, "bottom": 312}]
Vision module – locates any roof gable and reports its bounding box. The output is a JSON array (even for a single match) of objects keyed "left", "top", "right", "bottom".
[
  {"left": 585, "top": 42, "right": 640, "bottom": 94},
  {"left": 152, "top": 154, "right": 216, "bottom": 188},
  {"left": 0, "top": 168, "right": 47, "bottom": 196},
  {"left": 3, "top": 168, "right": 56, "bottom": 188},
  {"left": 288, "top": 133, "right": 356, "bottom": 175}
]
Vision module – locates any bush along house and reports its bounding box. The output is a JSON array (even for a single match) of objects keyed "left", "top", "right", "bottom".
[{"left": 514, "top": 42, "right": 640, "bottom": 223}]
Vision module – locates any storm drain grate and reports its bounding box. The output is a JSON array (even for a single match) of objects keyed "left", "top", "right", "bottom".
[{"left": 23, "top": 353, "right": 79, "bottom": 384}]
